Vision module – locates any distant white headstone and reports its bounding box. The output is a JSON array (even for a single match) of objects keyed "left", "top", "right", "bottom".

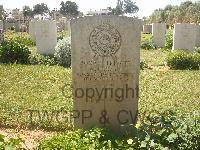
[
  {"left": 195, "top": 25, "right": 200, "bottom": 47},
  {"left": 152, "top": 23, "right": 166, "bottom": 48},
  {"left": 71, "top": 16, "right": 141, "bottom": 134},
  {"left": 35, "top": 20, "right": 57, "bottom": 55},
  {"left": 0, "top": 20, "right": 3, "bottom": 29},
  {"left": 29, "top": 21, "right": 36, "bottom": 42},
  {"left": 143, "top": 24, "right": 152, "bottom": 34},
  {"left": 173, "top": 23, "right": 196, "bottom": 51},
  {"left": 0, "top": 20, "right": 3, "bottom": 43}
]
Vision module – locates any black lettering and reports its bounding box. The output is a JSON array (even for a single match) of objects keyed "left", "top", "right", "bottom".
[
  {"left": 82, "top": 110, "right": 92, "bottom": 124},
  {"left": 117, "top": 110, "right": 128, "bottom": 124}
]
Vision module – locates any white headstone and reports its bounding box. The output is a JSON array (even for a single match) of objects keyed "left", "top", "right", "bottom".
[
  {"left": 0, "top": 20, "right": 3, "bottom": 43},
  {"left": 152, "top": 23, "right": 166, "bottom": 48},
  {"left": 0, "top": 20, "right": 3, "bottom": 29},
  {"left": 29, "top": 21, "right": 36, "bottom": 42},
  {"left": 195, "top": 25, "right": 200, "bottom": 47},
  {"left": 71, "top": 16, "right": 141, "bottom": 134},
  {"left": 173, "top": 23, "right": 196, "bottom": 51},
  {"left": 35, "top": 20, "right": 57, "bottom": 55},
  {"left": 143, "top": 24, "right": 152, "bottom": 33}
]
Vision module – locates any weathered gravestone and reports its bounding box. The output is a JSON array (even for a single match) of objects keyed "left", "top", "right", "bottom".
[
  {"left": 195, "top": 25, "right": 200, "bottom": 47},
  {"left": 0, "top": 20, "right": 3, "bottom": 29},
  {"left": 5, "top": 22, "right": 20, "bottom": 31},
  {"left": 143, "top": 24, "right": 152, "bottom": 34},
  {"left": 35, "top": 20, "right": 57, "bottom": 55},
  {"left": 71, "top": 16, "right": 141, "bottom": 134},
  {"left": 173, "top": 23, "right": 196, "bottom": 51},
  {"left": 0, "top": 20, "right": 3, "bottom": 44},
  {"left": 29, "top": 21, "right": 36, "bottom": 42},
  {"left": 152, "top": 23, "right": 166, "bottom": 48}
]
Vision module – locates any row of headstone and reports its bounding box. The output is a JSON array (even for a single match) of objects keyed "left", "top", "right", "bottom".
[
  {"left": 143, "top": 23, "right": 200, "bottom": 51},
  {"left": 29, "top": 20, "right": 57, "bottom": 55},
  {"left": 143, "top": 23, "right": 167, "bottom": 48}
]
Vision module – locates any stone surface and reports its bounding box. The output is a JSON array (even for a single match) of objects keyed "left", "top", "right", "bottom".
[
  {"left": 173, "top": 23, "right": 196, "bottom": 51},
  {"left": 195, "top": 25, "right": 200, "bottom": 47},
  {"left": 5, "top": 22, "right": 20, "bottom": 31},
  {"left": 0, "top": 20, "right": 3, "bottom": 29},
  {"left": 20, "top": 24, "right": 27, "bottom": 32},
  {"left": 29, "top": 21, "right": 36, "bottom": 42},
  {"left": 152, "top": 23, "right": 166, "bottom": 48},
  {"left": 71, "top": 16, "right": 141, "bottom": 134},
  {"left": 143, "top": 24, "right": 152, "bottom": 33},
  {"left": 35, "top": 20, "right": 57, "bottom": 55},
  {"left": 0, "top": 20, "right": 3, "bottom": 43}
]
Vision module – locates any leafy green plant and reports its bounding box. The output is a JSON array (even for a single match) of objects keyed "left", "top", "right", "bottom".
[
  {"left": 141, "top": 34, "right": 155, "bottom": 50},
  {"left": 0, "top": 134, "right": 23, "bottom": 149},
  {"left": 0, "top": 40, "right": 31, "bottom": 64},
  {"left": 164, "top": 29, "right": 173, "bottom": 50},
  {"left": 54, "top": 37, "right": 71, "bottom": 68},
  {"left": 4, "top": 31, "right": 35, "bottom": 47},
  {"left": 29, "top": 53, "right": 55, "bottom": 66},
  {"left": 10, "top": 26, "right": 15, "bottom": 31},
  {"left": 195, "top": 47, "right": 200, "bottom": 54},
  {"left": 57, "top": 30, "right": 68, "bottom": 41},
  {"left": 141, "top": 41, "right": 156, "bottom": 50},
  {"left": 140, "top": 60, "right": 148, "bottom": 70},
  {"left": 132, "top": 111, "right": 200, "bottom": 149},
  {"left": 38, "top": 111, "right": 200, "bottom": 150},
  {"left": 167, "top": 50, "right": 200, "bottom": 70}
]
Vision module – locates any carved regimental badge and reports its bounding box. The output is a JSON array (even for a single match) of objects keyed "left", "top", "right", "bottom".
[{"left": 89, "top": 24, "right": 121, "bottom": 57}]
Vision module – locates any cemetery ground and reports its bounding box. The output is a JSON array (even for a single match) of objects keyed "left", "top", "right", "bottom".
[{"left": 0, "top": 31, "right": 199, "bottom": 149}]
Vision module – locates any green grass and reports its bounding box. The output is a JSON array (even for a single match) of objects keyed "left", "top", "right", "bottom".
[
  {"left": 0, "top": 33, "right": 199, "bottom": 130},
  {"left": 0, "top": 50, "right": 199, "bottom": 130},
  {"left": 141, "top": 33, "right": 153, "bottom": 43},
  {"left": 0, "top": 65, "right": 72, "bottom": 129},
  {"left": 140, "top": 69, "right": 200, "bottom": 114},
  {"left": 141, "top": 49, "right": 168, "bottom": 66}
]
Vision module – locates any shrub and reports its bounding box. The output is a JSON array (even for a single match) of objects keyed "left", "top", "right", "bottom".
[
  {"left": 141, "top": 34, "right": 155, "bottom": 50},
  {"left": 38, "top": 111, "right": 200, "bottom": 150},
  {"left": 164, "top": 29, "right": 173, "bottom": 50},
  {"left": 140, "top": 60, "right": 148, "bottom": 70},
  {"left": 57, "top": 30, "right": 68, "bottom": 41},
  {"left": 54, "top": 37, "right": 71, "bottom": 67},
  {"left": 141, "top": 41, "right": 156, "bottom": 50},
  {"left": 167, "top": 51, "right": 200, "bottom": 70},
  {"left": 29, "top": 53, "right": 55, "bottom": 66},
  {"left": 0, "top": 40, "right": 31, "bottom": 64},
  {"left": 10, "top": 26, "right": 15, "bottom": 31},
  {"left": 4, "top": 31, "right": 35, "bottom": 47},
  {"left": 195, "top": 47, "right": 200, "bottom": 54}
]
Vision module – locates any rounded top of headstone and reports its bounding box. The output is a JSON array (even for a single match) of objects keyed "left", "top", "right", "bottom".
[{"left": 70, "top": 15, "right": 141, "bottom": 24}]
